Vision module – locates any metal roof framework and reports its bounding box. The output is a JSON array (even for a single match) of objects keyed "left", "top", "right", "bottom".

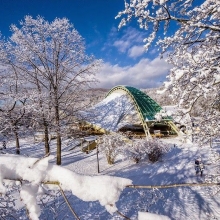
[{"left": 106, "top": 85, "right": 178, "bottom": 137}]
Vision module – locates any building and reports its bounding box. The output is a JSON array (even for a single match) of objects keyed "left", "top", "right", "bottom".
[{"left": 80, "top": 85, "right": 179, "bottom": 138}]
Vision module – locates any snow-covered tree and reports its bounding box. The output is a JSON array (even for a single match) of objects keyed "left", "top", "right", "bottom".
[
  {"left": 28, "top": 85, "right": 52, "bottom": 155},
  {"left": 0, "top": 97, "right": 27, "bottom": 155},
  {"left": 117, "top": 0, "right": 220, "bottom": 144},
  {"left": 143, "top": 87, "right": 176, "bottom": 106},
  {"left": 8, "top": 16, "right": 102, "bottom": 164},
  {"left": 0, "top": 49, "right": 28, "bottom": 154}
]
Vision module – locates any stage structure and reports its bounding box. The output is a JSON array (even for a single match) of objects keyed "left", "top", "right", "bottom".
[{"left": 80, "top": 85, "right": 179, "bottom": 138}]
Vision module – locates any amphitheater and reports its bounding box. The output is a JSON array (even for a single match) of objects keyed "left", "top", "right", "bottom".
[{"left": 80, "top": 85, "right": 180, "bottom": 138}]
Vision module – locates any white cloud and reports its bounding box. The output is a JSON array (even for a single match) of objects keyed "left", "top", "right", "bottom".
[
  {"left": 112, "top": 27, "right": 146, "bottom": 54},
  {"left": 128, "top": 45, "right": 145, "bottom": 58},
  {"left": 96, "top": 56, "right": 172, "bottom": 89},
  {"left": 113, "top": 40, "right": 130, "bottom": 53}
]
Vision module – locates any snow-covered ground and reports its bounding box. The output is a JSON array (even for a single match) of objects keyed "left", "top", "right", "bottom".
[{"left": 1, "top": 135, "right": 220, "bottom": 219}]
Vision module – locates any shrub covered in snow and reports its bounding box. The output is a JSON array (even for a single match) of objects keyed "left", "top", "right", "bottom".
[
  {"left": 126, "top": 138, "right": 170, "bottom": 163},
  {"left": 124, "top": 139, "right": 146, "bottom": 163},
  {"left": 149, "top": 147, "right": 162, "bottom": 162},
  {"left": 98, "top": 133, "right": 126, "bottom": 164},
  {"left": 145, "top": 139, "right": 170, "bottom": 162}
]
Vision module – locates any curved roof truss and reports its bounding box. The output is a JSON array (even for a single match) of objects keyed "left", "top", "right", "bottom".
[{"left": 106, "top": 85, "right": 175, "bottom": 136}]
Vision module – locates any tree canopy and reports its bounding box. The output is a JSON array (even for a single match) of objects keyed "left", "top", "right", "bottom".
[
  {"left": 117, "top": 0, "right": 220, "bottom": 143},
  {"left": 0, "top": 16, "right": 102, "bottom": 163}
]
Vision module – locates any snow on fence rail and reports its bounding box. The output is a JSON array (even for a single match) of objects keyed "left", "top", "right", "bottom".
[
  {"left": 0, "top": 154, "right": 132, "bottom": 219},
  {"left": 126, "top": 182, "right": 220, "bottom": 189},
  {"left": 1, "top": 154, "right": 220, "bottom": 220}
]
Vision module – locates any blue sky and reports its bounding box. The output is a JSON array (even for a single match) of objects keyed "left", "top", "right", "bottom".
[{"left": 0, "top": 0, "right": 171, "bottom": 89}]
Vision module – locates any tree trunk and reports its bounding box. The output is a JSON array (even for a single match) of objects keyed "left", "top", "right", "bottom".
[
  {"left": 43, "top": 119, "right": 50, "bottom": 155},
  {"left": 14, "top": 129, "right": 20, "bottom": 154},
  {"left": 54, "top": 96, "right": 62, "bottom": 165},
  {"left": 56, "top": 134, "right": 62, "bottom": 165}
]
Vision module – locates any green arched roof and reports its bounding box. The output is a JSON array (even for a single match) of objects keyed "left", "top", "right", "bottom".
[{"left": 106, "top": 85, "right": 163, "bottom": 121}]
